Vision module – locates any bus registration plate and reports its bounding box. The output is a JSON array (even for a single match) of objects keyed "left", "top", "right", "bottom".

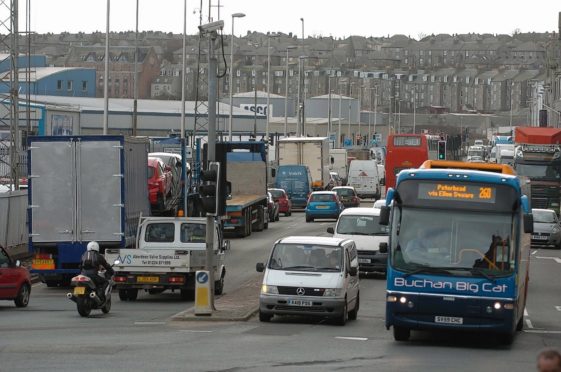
[{"left": 434, "top": 316, "right": 463, "bottom": 325}]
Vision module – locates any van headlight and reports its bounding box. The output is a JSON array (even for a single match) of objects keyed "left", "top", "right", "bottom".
[
  {"left": 323, "top": 288, "right": 343, "bottom": 297},
  {"left": 261, "top": 284, "right": 278, "bottom": 294}
]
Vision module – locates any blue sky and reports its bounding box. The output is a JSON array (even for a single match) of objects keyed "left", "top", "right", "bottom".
[{"left": 29, "top": 0, "right": 561, "bottom": 39}]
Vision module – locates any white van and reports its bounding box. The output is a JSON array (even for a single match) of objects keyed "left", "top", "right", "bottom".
[
  {"left": 347, "top": 160, "right": 381, "bottom": 199},
  {"left": 328, "top": 208, "right": 389, "bottom": 275},
  {"left": 256, "top": 236, "right": 360, "bottom": 325}
]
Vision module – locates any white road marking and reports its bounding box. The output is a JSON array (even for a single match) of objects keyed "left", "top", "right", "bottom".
[
  {"left": 524, "top": 308, "right": 534, "bottom": 329},
  {"left": 288, "top": 223, "right": 299, "bottom": 228},
  {"left": 555, "top": 306, "right": 561, "bottom": 312},
  {"left": 335, "top": 336, "right": 368, "bottom": 341},
  {"left": 320, "top": 223, "right": 330, "bottom": 225},
  {"left": 134, "top": 321, "right": 166, "bottom": 325},
  {"left": 179, "top": 330, "right": 213, "bottom": 333},
  {"left": 531, "top": 250, "right": 538, "bottom": 255},
  {"left": 524, "top": 330, "right": 561, "bottom": 334},
  {"left": 535, "top": 256, "right": 561, "bottom": 264}
]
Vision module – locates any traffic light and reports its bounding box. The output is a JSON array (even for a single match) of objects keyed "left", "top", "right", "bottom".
[{"left": 437, "top": 140, "right": 446, "bottom": 160}]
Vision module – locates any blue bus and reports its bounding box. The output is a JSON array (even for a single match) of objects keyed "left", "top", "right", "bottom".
[{"left": 379, "top": 160, "right": 533, "bottom": 344}]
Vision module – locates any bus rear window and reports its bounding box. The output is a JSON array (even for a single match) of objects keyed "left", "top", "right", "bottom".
[{"left": 393, "top": 136, "right": 421, "bottom": 147}]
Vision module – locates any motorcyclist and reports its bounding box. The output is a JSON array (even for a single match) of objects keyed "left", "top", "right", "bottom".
[{"left": 79, "top": 241, "right": 114, "bottom": 301}]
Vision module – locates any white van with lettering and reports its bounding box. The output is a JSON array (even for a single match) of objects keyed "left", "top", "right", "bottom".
[
  {"left": 256, "top": 236, "right": 360, "bottom": 325},
  {"left": 105, "top": 216, "right": 228, "bottom": 301}
]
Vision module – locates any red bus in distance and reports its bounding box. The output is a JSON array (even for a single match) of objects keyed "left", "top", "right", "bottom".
[{"left": 384, "top": 134, "right": 429, "bottom": 190}]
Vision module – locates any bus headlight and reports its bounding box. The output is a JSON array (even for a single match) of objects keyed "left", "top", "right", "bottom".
[
  {"left": 493, "top": 302, "right": 502, "bottom": 310},
  {"left": 399, "top": 296, "right": 407, "bottom": 304},
  {"left": 261, "top": 284, "right": 278, "bottom": 294}
]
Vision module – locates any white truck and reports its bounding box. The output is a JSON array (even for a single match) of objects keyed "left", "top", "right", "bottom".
[
  {"left": 328, "top": 148, "right": 348, "bottom": 182},
  {"left": 105, "top": 216, "right": 228, "bottom": 301},
  {"left": 277, "top": 137, "right": 330, "bottom": 190},
  {"left": 347, "top": 159, "right": 382, "bottom": 199}
]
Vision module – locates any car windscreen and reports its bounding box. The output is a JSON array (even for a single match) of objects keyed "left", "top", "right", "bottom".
[
  {"left": 311, "top": 194, "right": 335, "bottom": 202},
  {"left": 180, "top": 223, "right": 206, "bottom": 243},
  {"left": 269, "top": 243, "right": 343, "bottom": 272},
  {"left": 335, "top": 188, "right": 355, "bottom": 197},
  {"left": 269, "top": 189, "right": 284, "bottom": 199},
  {"left": 533, "top": 210, "right": 556, "bottom": 223},
  {"left": 336, "top": 215, "right": 388, "bottom": 235}
]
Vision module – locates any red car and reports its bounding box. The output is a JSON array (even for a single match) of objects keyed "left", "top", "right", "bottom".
[
  {"left": 148, "top": 157, "right": 173, "bottom": 212},
  {"left": 0, "top": 246, "right": 31, "bottom": 307},
  {"left": 268, "top": 188, "right": 292, "bottom": 216}
]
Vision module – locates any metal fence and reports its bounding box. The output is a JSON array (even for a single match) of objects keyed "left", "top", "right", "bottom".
[{"left": 0, "top": 190, "right": 28, "bottom": 257}]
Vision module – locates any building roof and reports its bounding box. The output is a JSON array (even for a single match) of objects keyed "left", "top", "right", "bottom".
[
  {"left": 27, "top": 95, "right": 255, "bottom": 117},
  {"left": 233, "top": 90, "right": 285, "bottom": 99},
  {"left": 18, "top": 67, "right": 93, "bottom": 82}
]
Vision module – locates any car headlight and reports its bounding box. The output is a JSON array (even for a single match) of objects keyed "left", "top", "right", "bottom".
[
  {"left": 323, "top": 288, "right": 344, "bottom": 297},
  {"left": 553, "top": 226, "right": 560, "bottom": 234},
  {"left": 261, "top": 284, "right": 278, "bottom": 294}
]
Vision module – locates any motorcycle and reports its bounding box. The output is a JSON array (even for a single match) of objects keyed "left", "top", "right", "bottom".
[{"left": 67, "top": 271, "right": 113, "bottom": 317}]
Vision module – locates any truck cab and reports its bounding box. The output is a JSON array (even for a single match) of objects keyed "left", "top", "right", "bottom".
[{"left": 105, "top": 217, "right": 228, "bottom": 301}]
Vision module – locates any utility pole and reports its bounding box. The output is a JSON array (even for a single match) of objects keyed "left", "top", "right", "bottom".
[
  {"left": 132, "top": 0, "right": 139, "bottom": 136},
  {"left": 199, "top": 18, "right": 223, "bottom": 311},
  {"left": 357, "top": 85, "right": 362, "bottom": 146},
  {"left": 338, "top": 84, "right": 342, "bottom": 147},
  {"left": 103, "top": 0, "right": 110, "bottom": 135},
  {"left": 327, "top": 76, "right": 332, "bottom": 138},
  {"left": 180, "top": 0, "right": 187, "bottom": 215}
]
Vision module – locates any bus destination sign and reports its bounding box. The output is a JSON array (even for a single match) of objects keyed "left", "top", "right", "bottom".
[{"left": 418, "top": 182, "right": 496, "bottom": 203}]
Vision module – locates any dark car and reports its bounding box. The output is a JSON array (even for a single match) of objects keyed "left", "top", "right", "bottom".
[
  {"left": 268, "top": 188, "right": 292, "bottom": 216},
  {"left": 267, "top": 192, "right": 280, "bottom": 222},
  {"left": 0, "top": 246, "right": 31, "bottom": 308},
  {"left": 332, "top": 186, "right": 361, "bottom": 208}
]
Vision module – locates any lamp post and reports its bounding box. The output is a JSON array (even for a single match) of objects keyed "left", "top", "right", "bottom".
[
  {"left": 284, "top": 46, "right": 297, "bottom": 137},
  {"left": 338, "top": 82, "right": 344, "bottom": 147},
  {"left": 349, "top": 82, "right": 355, "bottom": 145},
  {"left": 412, "top": 86, "right": 416, "bottom": 134},
  {"left": 103, "top": 0, "right": 110, "bottom": 135},
  {"left": 357, "top": 85, "right": 363, "bottom": 146},
  {"left": 327, "top": 76, "right": 332, "bottom": 137},
  {"left": 228, "top": 12, "right": 245, "bottom": 141},
  {"left": 265, "top": 34, "right": 278, "bottom": 141},
  {"left": 368, "top": 86, "right": 377, "bottom": 144}
]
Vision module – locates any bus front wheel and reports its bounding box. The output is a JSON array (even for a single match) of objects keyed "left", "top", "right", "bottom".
[{"left": 393, "top": 326, "right": 410, "bottom": 341}]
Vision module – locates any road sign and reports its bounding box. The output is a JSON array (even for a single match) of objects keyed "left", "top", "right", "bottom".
[{"left": 195, "top": 270, "right": 212, "bottom": 315}]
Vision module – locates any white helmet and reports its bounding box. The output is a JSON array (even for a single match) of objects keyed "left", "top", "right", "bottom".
[{"left": 87, "top": 241, "right": 100, "bottom": 252}]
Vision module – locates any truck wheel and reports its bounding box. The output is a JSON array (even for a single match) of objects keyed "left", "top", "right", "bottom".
[
  {"left": 118, "top": 289, "right": 138, "bottom": 301},
  {"left": 180, "top": 289, "right": 194, "bottom": 301},
  {"left": 254, "top": 207, "right": 265, "bottom": 232},
  {"left": 214, "top": 274, "right": 225, "bottom": 295}
]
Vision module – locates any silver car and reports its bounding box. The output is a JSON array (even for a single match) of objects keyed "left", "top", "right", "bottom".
[{"left": 531, "top": 209, "right": 561, "bottom": 249}]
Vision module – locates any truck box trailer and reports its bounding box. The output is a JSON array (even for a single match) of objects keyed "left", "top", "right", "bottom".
[
  {"left": 277, "top": 137, "right": 330, "bottom": 190},
  {"left": 28, "top": 135, "right": 150, "bottom": 286}
]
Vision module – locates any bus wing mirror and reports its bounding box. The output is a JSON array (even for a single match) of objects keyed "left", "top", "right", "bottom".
[
  {"left": 327, "top": 227, "right": 334, "bottom": 234},
  {"left": 379, "top": 242, "right": 388, "bottom": 254},
  {"left": 256, "top": 262, "right": 265, "bottom": 272},
  {"left": 379, "top": 206, "right": 390, "bottom": 226},
  {"left": 523, "top": 213, "right": 534, "bottom": 234}
]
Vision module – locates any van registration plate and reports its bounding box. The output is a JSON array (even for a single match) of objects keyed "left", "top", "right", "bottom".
[
  {"left": 434, "top": 316, "right": 463, "bottom": 324},
  {"left": 287, "top": 299, "right": 312, "bottom": 307}
]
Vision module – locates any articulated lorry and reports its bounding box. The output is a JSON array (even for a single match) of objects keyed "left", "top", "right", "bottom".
[
  {"left": 514, "top": 127, "right": 561, "bottom": 214},
  {"left": 28, "top": 136, "right": 150, "bottom": 286},
  {"left": 277, "top": 137, "right": 330, "bottom": 190},
  {"left": 220, "top": 141, "right": 269, "bottom": 238}
]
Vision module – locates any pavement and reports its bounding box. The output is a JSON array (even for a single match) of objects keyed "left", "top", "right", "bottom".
[{"left": 171, "top": 275, "right": 262, "bottom": 322}]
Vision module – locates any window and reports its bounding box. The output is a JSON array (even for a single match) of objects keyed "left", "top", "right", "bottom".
[
  {"left": 145, "top": 223, "right": 175, "bottom": 243},
  {"left": 180, "top": 223, "right": 206, "bottom": 243},
  {"left": 57, "top": 80, "right": 62, "bottom": 90},
  {"left": 67, "top": 81, "right": 73, "bottom": 91},
  {"left": 81, "top": 81, "right": 87, "bottom": 91}
]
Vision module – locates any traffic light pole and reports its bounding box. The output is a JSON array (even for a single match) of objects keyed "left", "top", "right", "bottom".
[{"left": 205, "top": 28, "right": 219, "bottom": 311}]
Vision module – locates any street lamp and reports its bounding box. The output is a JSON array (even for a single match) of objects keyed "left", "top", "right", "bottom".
[
  {"left": 349, "top": 82, "right": 355, "bottom": 145},
  {"left": 284, "top": 46, "right": 297, "bottom": 137},
  {"left": 228, "top": 12, "right": 245, "bottom": 141},
  {"left": 368, "top": 86, "right": 378, "bottom": 144},
  {"left": 338, "top": 81, "right": 345, "bottom": 147},
  {"left": 266, "top": 33, "right": 280, "bottom": 141}
]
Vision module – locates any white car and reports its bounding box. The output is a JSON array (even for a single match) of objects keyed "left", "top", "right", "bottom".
[
  {"left": 328, "top": 207, "right": 388, "bottom": 274},
  {"left": 372, "top": 199, "right": 386, "bottom": 210}
]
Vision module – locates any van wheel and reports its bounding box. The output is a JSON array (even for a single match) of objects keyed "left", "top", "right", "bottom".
[
  {"left": 214, "top": 273, "right": 225, "bottom": 295},
  {"left": 335, "top": 301, "right": 347, "bottom": 326},
  {"left": 348, "top": 293, "right": 359, "bottom": 320},
  {"left": 259, "top": 311, "right": 272, "bottom": 322},
  {"left": 393, "top": 326, "right": 410, "bottom": 341}
]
